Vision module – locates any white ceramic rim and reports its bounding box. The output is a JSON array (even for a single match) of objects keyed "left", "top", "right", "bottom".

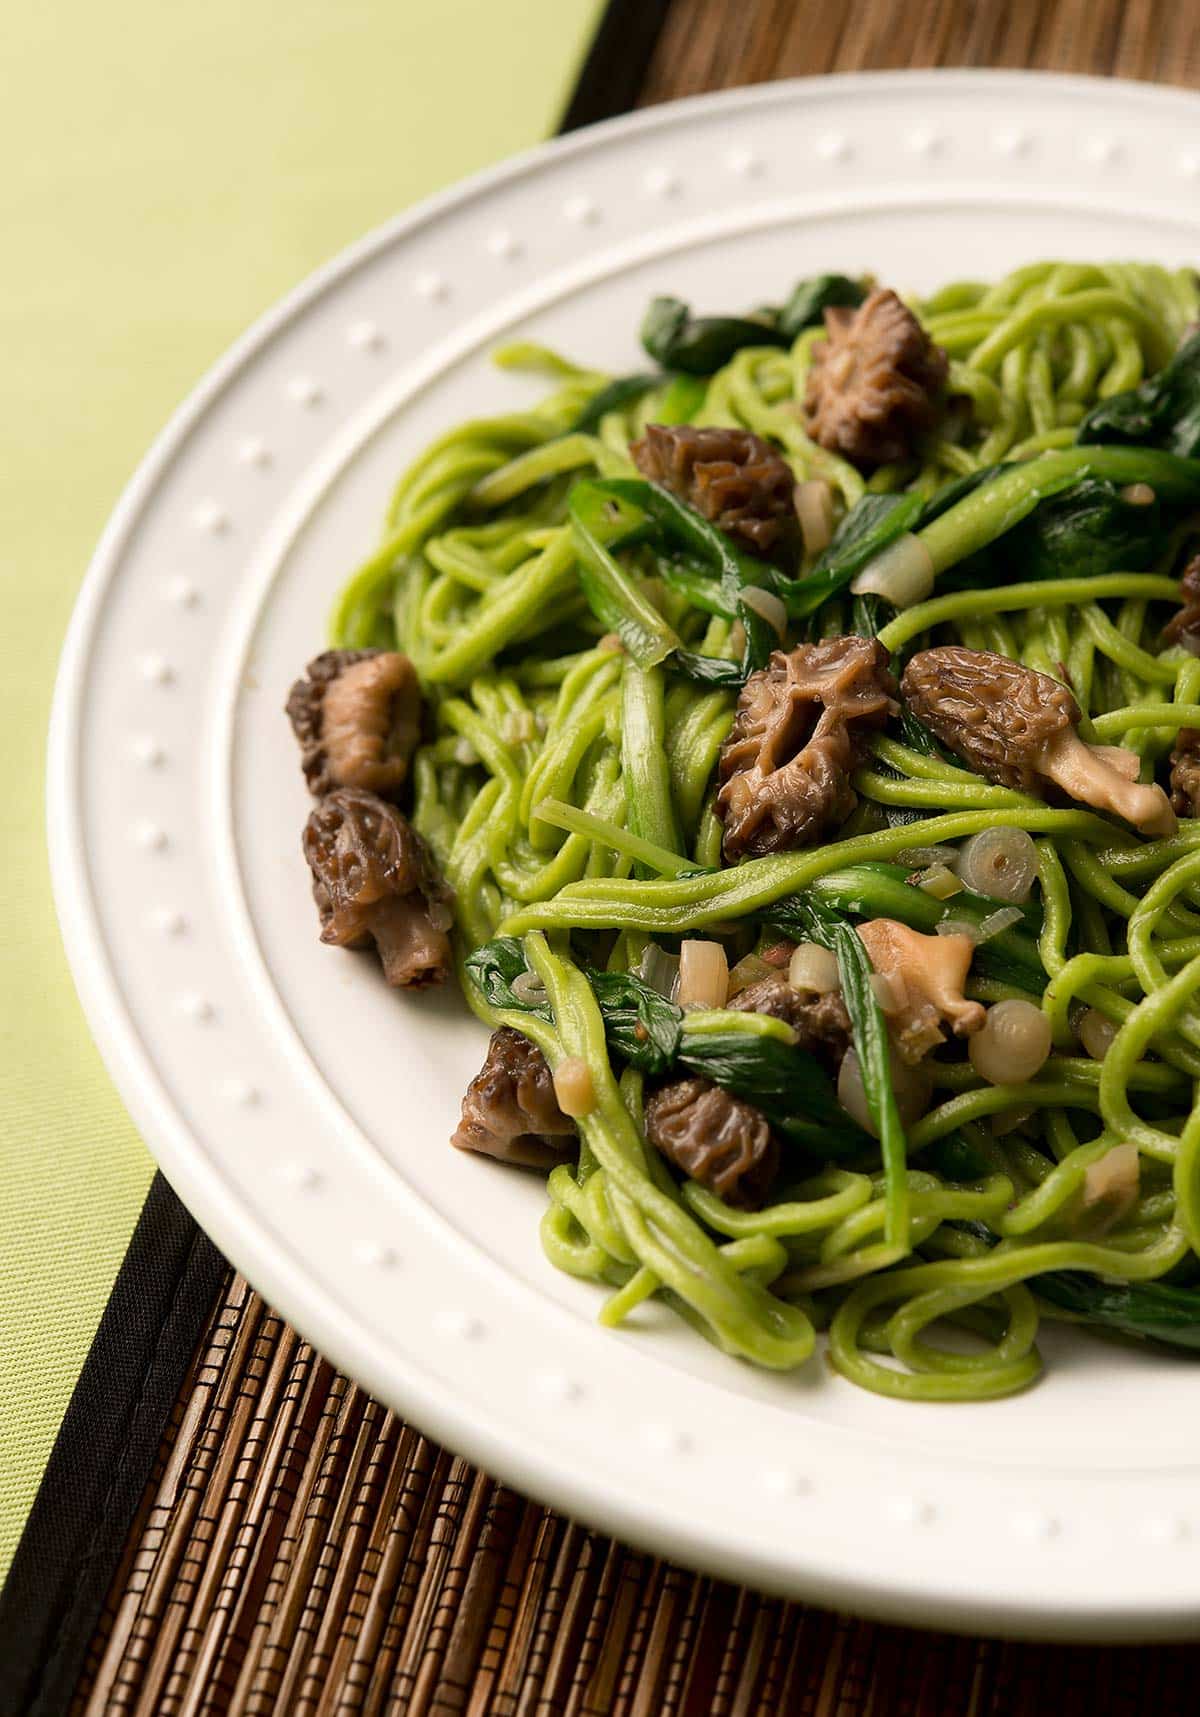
[{"left": 47, "top": 71, "right": 1200, "bottom": 1639}]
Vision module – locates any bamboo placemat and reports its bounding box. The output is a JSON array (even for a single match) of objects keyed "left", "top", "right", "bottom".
[{"left": 71, "top": 1, "right": 1200, "bottom": 1710}]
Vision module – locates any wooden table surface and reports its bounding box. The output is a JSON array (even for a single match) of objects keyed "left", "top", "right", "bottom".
[{"left": 72, "top": 2, "right": 1200, "bottom": 1711}]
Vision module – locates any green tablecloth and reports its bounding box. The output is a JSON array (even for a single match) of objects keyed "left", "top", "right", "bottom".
[{"left": 0, "top": 0, "right": 604, "bottom": 1576}]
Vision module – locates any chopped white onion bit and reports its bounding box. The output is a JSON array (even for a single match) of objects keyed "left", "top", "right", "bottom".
[
  {"left": 915, "top": 863, "right": 963, "bottom": 900},
  {"left": 954, "top": 827, "right": 1038, "bottom": 904},
  {"left": 740, "top": 584, "right": 788, "bottom": 638},
  {"left": 787, "top": 941, "right": 840, "bottom": 995},
  {"left": 795, "top": 478, "right": 835, "bottom": 558},
  {"left": 896, "top": 845, "right": 959, "bottom": 868},
  {"left": 503, "top": 711, "right": 537, "bottom": 745},
  {"left": 511, "top": 969, "right": 548, "bottom": 1004},
  {"left": 1081, "top": 1143, "right": 1140, "bottom": 1234},
  {"left": 638, "top": 944, "right": 680, "bottom": 1000},
  {"left": 553, "top": 1057, "right": 595, "bottom": 1118},
  {"left": 1079, "top": 1007, "right": 1120, "bottom": 1062},
  {"left": 837, "top": 1048, "right": 933, "bottom": 1137},
  {"left": 975, "top": 906, "right": 1025, "bottom": 943},
  {"left": 936, "top": 918, "right": 979, "bottom": 943},
  {"left": 968, "top": 999, "right": 1053, "bottom": 1086},
  {"left": 727, "top": 953, "right": 774, "bottom": 998},
  {"left": 849, "top": 532, "right": 935, "bottom": 605},
  {"left": 678, "top": 939, "right": 729, "bottom": 1011}
]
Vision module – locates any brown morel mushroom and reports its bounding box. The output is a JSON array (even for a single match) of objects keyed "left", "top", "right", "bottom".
[
  {"left": 716, "top": 637, "right": 898, "bottom": 860},
  {"left": 302, "top": 787, "right": 453, "bottom": 987},
  {"left": 630, "top": 423, "right": 796, "bottom": 556},
  {"left": 287, "top": 648, "right": 421, "bottom": 799},
  {"left": 804, "top": 287, "right": 949, "bottom": 469},
  {"left": 644, "top": 1078, "right": 779, "bottom": 1209},
  {"left": 728, "top": 974, "right": 851, "bottom": 1071},
  {"left": 451, "top": 1027, "right": 576, "bottom": 1169},
  {"left": 1170, "top": 728, "right": 1200, "bottom": 816},
  {"left": 901, "top": 646, "right": 1177, "bottom": 837},
  {"left": 1162, "top": 554, "right": 1200, "bottom": 655},
  {"left": 856, "top": 919, "right": 984, "bottom": 1063}
]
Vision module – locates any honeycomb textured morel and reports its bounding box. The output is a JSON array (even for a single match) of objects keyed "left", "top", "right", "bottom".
[
  {"left": 302, "top": 787, "right": 453, "bottom": 987},
  {"left": 901, "top": 646, "right": 1176, "bottom": 837},
  {"left": 728, "top": 975, "right": 851, "bottom": 1071},
  {"left": 716, "top": 637, "right": 898, "bottom": 860},
  {"left": 804, "top": 287, "right": 948, "bottom": 469},
  {"left": 287, "top": 649, "right": 421, "bottom": 799},
  {"left": 1169, "top": 728, "right": 1200, "bottom": 817},
  {"left": 630, "top": 423, "right": 796, "bottom": 556},
  {"left": 451, "top": 1027, "right": 576, "bottom": 1169},
  {"left": 1162, "top": 554, "right": 1200, "bottom": 656},
  {"left": 644, "top": 1078, "right": 779, "bottom": 1209}
]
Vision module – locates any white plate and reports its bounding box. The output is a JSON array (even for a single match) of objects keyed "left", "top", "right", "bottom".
[{"left": 49, "top": 72, "right": 1200, "bottom": 1639}]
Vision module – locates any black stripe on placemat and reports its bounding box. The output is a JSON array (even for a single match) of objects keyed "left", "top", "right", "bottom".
[
  {"left": 1, "top": 5, "right": 667, "bottom": 1710},
  {"left": 558, "top": 0, "right": 673, "bottom": 132},
  {"left": 0, "top": 1174, "right": 227, "bottom": 1717}
]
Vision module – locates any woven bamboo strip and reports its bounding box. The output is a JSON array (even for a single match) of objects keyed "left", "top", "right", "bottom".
[{"left": 71, "top": 1, "right": 1200, "bottom": 1711}]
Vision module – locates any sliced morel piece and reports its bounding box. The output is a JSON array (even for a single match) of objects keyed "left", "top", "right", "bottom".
[
  {"left": 901, "top": 645, "right": 1176, "bottom": 837},
  {"left": 803, "top": 287, "right": 949, "bottom": 469},
  {"left": 728, "top": 974, "right": 851, "bottom": 1071},
  {"left": 630, "top": 423, "right": 797, "bottom": 556},
  {"left": 856, "top": 919, "right": 984, "bottom": 1063},
  {"left": 287, "top": 648, "right": 421, "bottom": 799},
  {"left": 1162, "top": 554, "right": 1200, "bottom": 655},
  {"left": 302, "top": 787, "right": 453, "bottom": 987},
  {"left": 716, "top": 636, "right": 898, "bottom": 860},
  {"left": 1170, "top": 728, "right": 1200, "bottom": 816},
  {"left": 644, "top": 1077, "right": 779, "bottom": 1209},
  {"left": 451, "top": 1027, "right": 576, "bottom": 1169}
]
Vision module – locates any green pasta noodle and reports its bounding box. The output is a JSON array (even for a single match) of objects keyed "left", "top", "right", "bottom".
[{"left": 320, "top": 257, "right": 1200, "bottom": 1402}]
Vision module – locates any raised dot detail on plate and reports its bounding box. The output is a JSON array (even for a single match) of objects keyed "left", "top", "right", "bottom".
[
  {"left": 355, "top": 1239, "right": 399, "bottom": 1269},
  {"left": 134, "top": 821, "right": 168, "bottom": 852},
  {"left": 286, "top": 375, "right": 324, "bottom": 408},
  {"left": 165, "top": 577, "right": 201, "bottom": 609},
  {"left": 815, "top": 132, "right": 852, "bottom": 163},
  {"left": 190, "top": 500, "right": 229, "bottom": 535},
  {"left": 563, "top": 194, "right": 600, "bottom": 225},
  {"left": 237, "top": 436, "right": 272, "bottom": 468},
  {"left": 1179, "top": 153, "right": 1200, "bottom": 179},
  {"left": 1143, "top": 1516, "right": 1189, "bottom": 1545},
  {"left": 1013, "top": 1511, "right": 1060, "bottom": 1542},
  {"left": 993, "top": 128, "right": 1031, "bottom": 158},
  {"left": 644, "top": 1424, "right": 690, "bottom": 1456},
  {"left": 887, "top": 1496, "right": 935, "bottom": 1527},
  {"left": 907, "top": 128, "right": 943, "bottom": 157},
  {"left": 131, "top": 736, "right": 167, "bottom": 768},
  {"left": 178, "top": 993, "right": 215, "bottom": 1024},
  {"left": 223, "top": 1078, "right": 260, "bottom": 1106},
  {"left": 414, "top": 270, "right": 450, "bottom": 302},
  {"left": 438, "top": 1308, "right": 484, "bottom": 1341},
  {"left": 150, "top": 907, "right": 187, "bottom": 936},
  {"left": 643, "top": 166, "right": 682, "bottom": 197},
  {"left": 486, "top": 229, "right": 522, "bottom": 260},
  {"left": 139, "top": 653, "right": 174, "bottom": 687},
  {"left": 763, "top": 1468, "right": 811, "bottom": 1499},
  {"left": 725, "top": 146, "right": 763, "bottom": 178},
  {"left": 536, "top": 1372, "right": 582, "bottom": 1405},
  {"left": 282, "top": 1161, "right": 322, "bottom": 1192},
  {"left": 1083, "top": 136, "right": 1121, "bottom": 166},
  {"left": 347, "top": 319, "right": 386, "bottom": 352}
]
